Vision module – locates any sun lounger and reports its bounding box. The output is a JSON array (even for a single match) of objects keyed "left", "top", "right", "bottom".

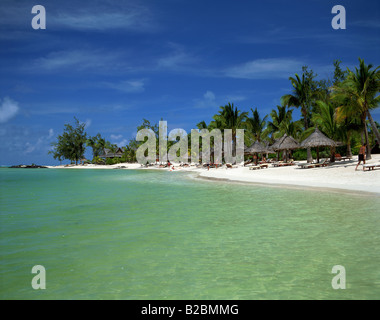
[
  {"left": 272, "top": 162, "right": 283, "bottom": 167},
  {"left": 335, "top": 154, "right": 352, "bottom": 161},
  {"left": 249, "top": 165, "right": 261, "bottom": 170},
  {"left": 314, "top": 159, "right": 330, "bottom": 167},
  {"left": 363, "top": 163, "right": 380, "bottom": 171},
  {"left": 298, "top": 163, "right": 316, "bottom": 169}
]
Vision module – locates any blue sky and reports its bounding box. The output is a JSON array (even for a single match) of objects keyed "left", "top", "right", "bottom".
[{"left": 0, "top": 0, "right": 379, "bottom": 165}]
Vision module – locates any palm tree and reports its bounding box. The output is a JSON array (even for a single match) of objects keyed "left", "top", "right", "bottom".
[
  {"left": 86, "top": 133, "right": 105, "bottom": 159},
  {"left": 245, "top": 107, "right": 268, "bottom": 142},
  {"left": 86, "top": 136, "right": 97, "bottom": 159},
  {"left": 281, "top": 73, "right": 320, "bottom": 162},
  {"left": 196, "top": 121, "right": 208, "bottom": 130},
  {"left": 266, "top": 105, "right": 294, "bottom": 141},
  {"left": 335, "top": 103, "right": 364, "bottom": 158},
  {"left": 213, "top": 102, "right": 248, "bottom": 156},
  {"left": 332, "top": 58, "right": 380, "bottom": 159},
  {"left": 312, "top": 101, "right": 342, "bottom": 161}
]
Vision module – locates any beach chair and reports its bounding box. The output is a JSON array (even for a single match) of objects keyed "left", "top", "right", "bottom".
[
  {"left": 297, "top": 162, "right": 316, "bottom": 169},
  {"left": 315, "top": 159, "right": 330, "bottom": 167},
  {"left": 244, "top": 160, "right": 253, "bottom": 166},
  {"left": 249, "top": 165, "right": 261, "bottom": 170},
  {"left": 272, "top": 161, "right": 283, "bottom": 167},
  {"left": 363, "top": 163, "right": 380, "bottom": 171}
]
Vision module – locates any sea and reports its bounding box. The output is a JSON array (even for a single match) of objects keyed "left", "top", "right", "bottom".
[{"left": 0, "top": 168, "right": 379, "bottom": 299}]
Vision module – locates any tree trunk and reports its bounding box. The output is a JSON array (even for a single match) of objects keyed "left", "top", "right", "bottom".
[
  {"left": 363, "top": 120, "right": 372, "bottom": 160},
  {"left": 330, "top": 146, "right": 336, "bottom": 163},
  {"left": 307, "top": 148, "right": 313, "bottom": 163},
  {"left": 303, "top": 109, "right": 313, "bottom": 163},
  {"left": 346, "top": 131, "right": 352, "bottom": 158},
  {"left": 367, "top": 110, "right": 380, "bottom": 144}
]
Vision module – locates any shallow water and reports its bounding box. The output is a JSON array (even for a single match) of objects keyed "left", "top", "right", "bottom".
[{"left": 0, "top": 168, "right": 379, "bottom": 299}]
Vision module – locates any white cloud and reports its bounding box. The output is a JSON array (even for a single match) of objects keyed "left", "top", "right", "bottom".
[
  {"left": 25, "top": 129, "right": 55, "bottom": 154},
  {"left": 110, "top": 134, "right": 123, "bottom": 140},
  {"left": 225, "top": 58, "right": 304, "bottom": 79},
  {"left": 31, "top": 49, "right": 126, "bottom": 72},
  {"left": 84, "top": 119, "right": 92, "bottom": 129},
  {"left": 110, "top": 134, "right": 128, "bottom": 147},
  {"left": 103, "top": 79, "right": 145, "bottom": 93},
  {"left": 193, "top": 91, "right": 217, "bottom": 109},
  {"left": 52, "top": 10, "right": 155, "bottom": 32},
  {"left": 0, "top": 97, "right": 19, "bottom": 123},
  {"left": 193, "top": 90, "right": 247, "bottom": 109},
  {"left": 351, "top": 20, "right": 380, "bottom": 29},
  {"left": 157, "top": 43, "right": 198, "bottom": 71},
  {"left": 203, "top": 91, "right": 215, "bottom": 101}
]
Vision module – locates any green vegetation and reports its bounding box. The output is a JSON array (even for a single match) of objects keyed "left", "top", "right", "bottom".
[
  {"left": 50, "top": 58, "right": 380, "bottom": 164},
  {"left": 49, "top": 117, "right": 87, "bottom": 165}
]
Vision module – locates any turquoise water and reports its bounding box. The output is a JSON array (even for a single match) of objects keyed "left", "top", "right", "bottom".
[{"left": 0, "top": 168, "right": 379, "bottom": 300}]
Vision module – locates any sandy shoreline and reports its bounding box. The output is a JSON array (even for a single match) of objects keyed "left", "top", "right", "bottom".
[{"left": 46, "top": 154, "right": 380, "bottom": 195}]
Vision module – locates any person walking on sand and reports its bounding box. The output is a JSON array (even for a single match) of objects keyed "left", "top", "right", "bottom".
[{"left": 355, "top": 143, "right": 366, "bottom": 171}]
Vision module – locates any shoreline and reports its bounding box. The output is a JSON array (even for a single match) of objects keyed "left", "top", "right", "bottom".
[
  {"left": 40, "top": 154, "right": 380, "bottom": 196},
  {"left": 192, "top": 172, "right": 380, "bottom": 197}
]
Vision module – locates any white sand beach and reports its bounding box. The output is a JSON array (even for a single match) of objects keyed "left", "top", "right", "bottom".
[
  {"left": 196, "top": 155, "right": 380, "bottom": 195},
  {"left": 47, "top": 154, "right": 380, "bottom": 195}
]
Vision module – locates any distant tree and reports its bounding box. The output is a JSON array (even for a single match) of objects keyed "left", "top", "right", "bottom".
[
  {"left": 49, "top": 117, "right": 87, "bottom": 164},
  {"left": 281, "top": 72, "right": 321, "bottom": 162},
  {"left": 196, "top": 121, "right": 208, "bottom": 130},
  {"left": 332, "top": 60, "right": 348, "bottom": 85},
  {"left": 137, "top": 118, "right": 160, "bottom": 138},
  {"left": 245, "top": 107, "right": 267, "bottom": 142},
  {"left": 213, "top": 103, "right": 248, "bottom": 155},
  {"left": 266, "top": 105, "right": 293, "bottom": 140}
]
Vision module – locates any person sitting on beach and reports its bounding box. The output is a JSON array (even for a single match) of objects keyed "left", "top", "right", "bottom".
[
  {"left": 253, "top": 154, "right": 258, "bottom": 165},
  {"left": 355, "top": 143, "right": 366, "bottom": 171}
]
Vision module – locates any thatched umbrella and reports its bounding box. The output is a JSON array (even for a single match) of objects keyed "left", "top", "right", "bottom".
[
  {"left": 245, "top": 141, "right": 266, "bottom": 154},
  {"left": 245, "top": 141, "right": 266, "bottom": 164},
  {"left": 271, "top": 134, "right": 300, "bottom": 162},
  {"left": 300, "top": 127, "right": 337, "bottom": 163}
]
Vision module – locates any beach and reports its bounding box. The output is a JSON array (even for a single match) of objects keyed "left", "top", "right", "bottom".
[{"left": 46, "top": 154, "right": 380, "bottom": 195}]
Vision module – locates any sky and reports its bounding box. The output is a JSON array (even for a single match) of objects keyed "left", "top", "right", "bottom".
[{"left": 0, "top": 0, "right": 379, "bottom": 165}]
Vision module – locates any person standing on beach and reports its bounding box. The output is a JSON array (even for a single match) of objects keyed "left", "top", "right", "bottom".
[{"left": 355, "top": 143, "right": 366, "bottom": 171}]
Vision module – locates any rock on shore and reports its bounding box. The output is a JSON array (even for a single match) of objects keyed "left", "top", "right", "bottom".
[{"left": 9, "top": 164, "right": 48, "bottom": 168}]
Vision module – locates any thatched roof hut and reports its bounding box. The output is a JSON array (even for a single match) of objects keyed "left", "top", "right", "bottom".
[
  {"left": 245, "top": 141, "right": 266, "bottom": 154},
  {"left": 271, "top": 134, "right": 300, "bottom": 151},
  {"left": 300, "top": 127, "right": 337, "bottom": 163},
  {"left": 300, "top": 127, "right": 337, "bottom": 148},
  {"left": 100, "top": 147, "right": 124, "bottom": 159}
]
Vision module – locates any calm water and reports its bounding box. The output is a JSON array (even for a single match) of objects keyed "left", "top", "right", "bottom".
[{"left": 0, "top": 168, "right": 379, "bottom": 300}]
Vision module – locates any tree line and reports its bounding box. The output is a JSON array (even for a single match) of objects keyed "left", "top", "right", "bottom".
[{"left": 49, "top": 58, "right": 380, "bottom": 164}]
